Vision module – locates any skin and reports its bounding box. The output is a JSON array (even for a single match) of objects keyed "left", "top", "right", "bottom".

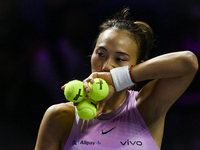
[{"left": 35, "top": 28, "right": 198, "bottom": 150}]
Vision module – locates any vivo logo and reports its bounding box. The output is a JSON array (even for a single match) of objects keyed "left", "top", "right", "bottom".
[{"left": 120, "top": 140, "right": 142, "bottom": 146}]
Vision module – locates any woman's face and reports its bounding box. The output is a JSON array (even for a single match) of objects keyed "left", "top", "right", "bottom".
[{"left": 91, "top": 28, "right": 138, "bottom": 72}]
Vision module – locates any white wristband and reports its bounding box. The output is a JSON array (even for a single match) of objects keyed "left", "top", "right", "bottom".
[{"left": 110, "top": 66, "right": 134, "bottom": 92}]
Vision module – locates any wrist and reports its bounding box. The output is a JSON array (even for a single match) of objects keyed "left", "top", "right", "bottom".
[
  {"left": 110, "top": 65, "right": 135, "bottom": 92},
  {"left": 129, "top": 65, "right": 136, "bottom": 83}
]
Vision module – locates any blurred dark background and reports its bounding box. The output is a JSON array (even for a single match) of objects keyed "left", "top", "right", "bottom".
[{"left": 0, "top": 0, "right": 200, "bottom": 149}]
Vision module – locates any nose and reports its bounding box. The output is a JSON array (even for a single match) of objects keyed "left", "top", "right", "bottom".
[{"left": 102, "top": 59, "right": 115, "bottom": 72}]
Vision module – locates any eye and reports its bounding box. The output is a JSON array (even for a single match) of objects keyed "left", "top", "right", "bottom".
[
  {"left": 97, "top": 52, "right": 104, "bottom": 57},
  {"left": 116, "top": 58, "right": 125, "bottom": 62}
]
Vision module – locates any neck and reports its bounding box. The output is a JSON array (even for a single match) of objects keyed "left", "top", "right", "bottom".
[{"left": 102, "top": 89, "right": 127, "bottom": 114}]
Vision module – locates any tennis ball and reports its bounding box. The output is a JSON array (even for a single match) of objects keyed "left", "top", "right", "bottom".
[
  {"left": 76, "top": 98, "right": 98, "bottom": 120},
  {"left": 64, "top": 80, "right": 86, "bottom": 102},
  {"left": 88, "top": 78, "right": 109, "bottom": 101}
]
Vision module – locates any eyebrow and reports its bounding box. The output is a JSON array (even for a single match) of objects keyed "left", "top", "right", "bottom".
[
  {"left": 97, "top": 46, "right": 107, "bottom": 51},
  {"left": 96, "top": 46, "right": 130, "bottom": 57}
]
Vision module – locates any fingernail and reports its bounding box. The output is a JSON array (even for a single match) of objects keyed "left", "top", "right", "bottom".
[
  {"left": 98, "top": 113, "right": 102, "bottom": 117},
  {"left": 86, "top": 87, "right": 90, "bottom": 93}
]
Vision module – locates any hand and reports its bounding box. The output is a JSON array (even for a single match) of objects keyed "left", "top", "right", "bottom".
[
  {"left": 61, "top": 72, "right": 116, "bottom": 118},
  {"left": 61, "top": 85, "right": 81, "bottom": 106},
  {"left": 82, "top": 72, "right": 115, "bottom": 118}
]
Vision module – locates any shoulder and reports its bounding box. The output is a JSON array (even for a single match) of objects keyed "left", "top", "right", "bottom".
[
  {"left": 35, "top": 102, "right": 75, "bottom": 150},
  {"left": 44, "top": 102, "right": 75, "bottom": 127},
  {"left": 46, "top": 102, "right": 75, "bottom": 118},
  {"left": 44, "top": 102, "right": 75, "bottom": 137}
]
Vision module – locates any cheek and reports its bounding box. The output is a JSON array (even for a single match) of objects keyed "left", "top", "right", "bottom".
[{"left": 91, "top": 54, "right": 101, "bottom": 72}]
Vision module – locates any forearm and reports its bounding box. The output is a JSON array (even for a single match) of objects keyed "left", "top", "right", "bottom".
[{"left": 132, "top": 51, "right": 198, "bottom": 82}]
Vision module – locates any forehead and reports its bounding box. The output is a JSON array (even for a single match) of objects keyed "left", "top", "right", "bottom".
[{"left": 96, "top": 28, "right": 138, "bottom": 56}]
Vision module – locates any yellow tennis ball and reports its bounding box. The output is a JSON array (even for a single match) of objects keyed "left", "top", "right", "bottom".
[
  {"left": 76, "top": 98, "right": 98, "bottom": 120},
  {"left": 88, "top": 78, "right": 109, "bottom": 101},
  {"left": 64, "top": 80, "right": 86, "bottom": 102}
]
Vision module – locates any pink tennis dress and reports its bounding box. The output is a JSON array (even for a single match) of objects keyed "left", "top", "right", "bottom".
[{"left": 63, "top": 90, "right": 160, "bottom": 150}]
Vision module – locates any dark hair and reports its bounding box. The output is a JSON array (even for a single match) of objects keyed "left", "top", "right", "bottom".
[{"left": 98, "top": 7, "right": 154, "bottom": 64}]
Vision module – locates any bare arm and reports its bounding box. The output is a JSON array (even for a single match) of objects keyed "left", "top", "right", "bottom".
[
  {"left": 133, "top": 51, "right": 198, "bottom": 113},
  {"left": 131, "top": 51, "right": 198, "bottom": 147},
  {"left": 35, "top": 103, "right": 75, "bottom": 150}
]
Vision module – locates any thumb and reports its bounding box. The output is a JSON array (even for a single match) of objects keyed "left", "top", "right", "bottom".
[
  {"left": 61, "top": 84, "right": 66, "bottom": 90},
  {"left": 94, "top": 101, "right": 106, "bottom": 119}
]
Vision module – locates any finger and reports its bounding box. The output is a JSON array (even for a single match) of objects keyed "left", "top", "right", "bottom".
[
  {"left": 94, "top": 101, "right": 105, "bottom": 119},
  {"left": 83, "top": 75, "right": 95, "bottom": 93},
  {"left": 73, "top": 102, "right": 78, "bottom": 106},
  {"left": 83, "top": 79, "right": 91, "bottom": 93},
  {"left": 95, "top": 107, "right": 103, "bottom": 119},
  {"left": 95, "top": 110, "right": 101, "bottom": 119},
  {"left": 61, "top": 84, "right": 66, "bottom": 90}
]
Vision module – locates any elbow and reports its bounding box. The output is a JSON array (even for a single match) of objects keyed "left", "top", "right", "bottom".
[{"left": 180, "top": 51, "right": 199, "bottom": 74}]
